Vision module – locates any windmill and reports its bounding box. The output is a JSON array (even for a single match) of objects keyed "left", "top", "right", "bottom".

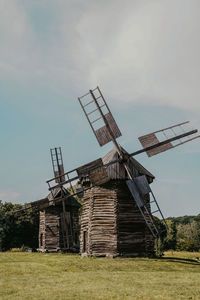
[
  {"left": 47, "top": 87, "right": 199, "bottom": 257},
  {"left": 38, "top": 147, "right": 81, "bottom": 252},
  {"left": 16, "top": 147, "right": 81, "bottom": 253}
]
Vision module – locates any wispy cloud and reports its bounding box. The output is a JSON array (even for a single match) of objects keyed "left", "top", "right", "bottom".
[
  {"left": 1, "top": 0, "right": 199, "bottom": 112},
  {"left": 0, "top": 0, "right": 199, "bottom": 214},
  {"left": 81, "top": 1, "right": 200, "bottom": 111}
]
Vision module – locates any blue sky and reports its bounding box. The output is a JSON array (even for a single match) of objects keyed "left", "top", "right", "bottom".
[{"left": 0, "top": 0, "right": 199, "bottom": 217}]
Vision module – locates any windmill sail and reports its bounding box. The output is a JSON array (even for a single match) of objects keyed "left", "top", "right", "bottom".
[
  {"left": 50, "top": 147, "right": 65, "bottom": 183},
  {"left": 138, "top": 121, "right": 200, "bottom": 157},
  {"left": 78, "top": 87, "right": 122, "bottom": 146}
]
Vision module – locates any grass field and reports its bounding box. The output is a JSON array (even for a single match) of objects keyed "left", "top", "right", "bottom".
[{"left": 0, "top": 251, "right": 200, "bottom": 300}]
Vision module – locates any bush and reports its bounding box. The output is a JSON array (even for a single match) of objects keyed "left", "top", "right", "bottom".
[{"left": 0, "top": 201, "right": 39, "bottom": 251}]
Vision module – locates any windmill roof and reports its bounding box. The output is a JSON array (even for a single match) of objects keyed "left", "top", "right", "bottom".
[
  {"left": 102, "top": 146, "right": 154, "bottom": 183},
  {"left": 47, "top": 187, "right": 81, "bottom": 208},
  {"left": 29, "top": 187, "right": 81, "bottom": 210}
]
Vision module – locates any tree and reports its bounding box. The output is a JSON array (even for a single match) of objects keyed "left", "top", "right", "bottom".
[
  {"left": 0, "top": 201, "right": 39, "bottom": 251},
  {"left": 176, "top": 221, "right": 200, "bottom": 251},
  {"left": 163, "top": 220, "right": 177, "bottom": 250}
]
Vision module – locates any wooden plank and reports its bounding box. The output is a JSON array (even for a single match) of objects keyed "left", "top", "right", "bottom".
[
  {"left": 76, "top": 158, "right": 103, "bottom": 176},
  {"left": 95, "top": 113, "right": 122, "bottom": 146},
  {"left": 139, "top": 133, "right": 173, "bottom": 157},
  {"left": 89, "top": 168, "right": 110, "bottom": 186}
]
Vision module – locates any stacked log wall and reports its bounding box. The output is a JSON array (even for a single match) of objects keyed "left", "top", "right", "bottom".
[
  {"left": 80, "top": 181, "right": 155, "bottom": 257},
  {"left": 38, "top": 200, "right": 81, "bottom": 252},
  {"left": 80, "top": 187, "right": 118, "bottom": 257},
  {"left": 116, "top": 181, "right": 154, "bottom": 257},
  {"left": 44, "top": 206, "right": 60, "bottom": 251}
]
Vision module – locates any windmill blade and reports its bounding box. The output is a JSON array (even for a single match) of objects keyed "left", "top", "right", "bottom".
[
  {"left": 51, "top": 147, "right": 65, "bottom": 183},
  {"left": 138, "top": 121, "right": 200, "bottom": 157},
  {"left": 78, "top": 86, "right": 122, "bottom": 147}
]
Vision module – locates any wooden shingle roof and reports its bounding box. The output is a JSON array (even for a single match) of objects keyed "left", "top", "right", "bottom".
[
  {"left": 102, "top": 147, "right": 155, "bottom": 183},
  {"left": 29, "top": 187, "right": 81, "bottom": 210}
]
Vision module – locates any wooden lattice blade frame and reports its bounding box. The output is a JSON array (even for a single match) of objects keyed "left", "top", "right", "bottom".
[
  {"left": 78, "top": 86, "right": 122, "bottom": 147},
  {"left": 50, "top": 147, "right": 66, "bottom": 183},
  {"left": 138, "top": 121, "right": 200, "bottom": 157}
]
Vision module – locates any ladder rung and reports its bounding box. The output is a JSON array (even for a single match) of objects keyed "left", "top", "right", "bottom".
[
  {"left": 82, "top": 95, "right": 103, "bottom": 108},
  {"left": 83, "top": 100, "right": 94, "bottom": 107},
  {"left": 79, "top": 91, "right": 91, "bottom": 99},
  {"left": 87, "top": 104, "right": 106, "bottom": 116},
  {"left": 91, "top": 116, "right": 102, "bottom": 124},
  {"left": 152, "top": 209, "right": 159, "bottom": 214}
]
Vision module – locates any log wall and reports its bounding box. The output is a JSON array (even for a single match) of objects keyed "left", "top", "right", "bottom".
[
  {"left": 117, "top": 181, "right": 154, "bottom": 257},
  {"left": 38, "top": 204, "right": 80, "bottom": 252},
  {"left": 80, "top": 180, "right": 155, "bottom": 257},
  {"left": 80, "top": 186, "right": 118, "bottom": 257}
]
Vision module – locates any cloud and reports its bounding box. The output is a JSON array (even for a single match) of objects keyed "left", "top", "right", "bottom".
[
  {"left": 0, "top": 0, "right": 35, "bottom": 78},
  {"left": 77, "top": 0, "right": 200, "bottom": 111},
  {"left": 0, "top": 0, "right": 199, "bottom": 210},
  {"left": 0, "top": 0, "right": 199, "bottom": 113},
  {"left": 0, "top": 0, "right": 82, "bottom": 91}
]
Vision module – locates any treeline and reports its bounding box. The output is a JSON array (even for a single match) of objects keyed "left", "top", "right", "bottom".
[
  {"left": 0, "top": 200, "right": 200, "bottom": 252},
  {"left": 160, "top": 215, "right": 200, "bottom": 252},
  {"left": 0, "top": 201, "right": 39, "bottom": 251}
]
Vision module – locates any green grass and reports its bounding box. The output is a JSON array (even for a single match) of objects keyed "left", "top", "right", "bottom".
[{"left": 0, "top": 251, "right": 200, "bottom": 300}]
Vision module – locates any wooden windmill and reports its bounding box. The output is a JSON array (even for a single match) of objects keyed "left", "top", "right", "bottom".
[
  {"left": 16, "top": 147, "right": 81, "bottom": 253},
  {"left": 37, "top": 147, "right": 81, "bottom": 252},
  {"left": 47, "top": 87, "right": 199, "bottom": 257}
]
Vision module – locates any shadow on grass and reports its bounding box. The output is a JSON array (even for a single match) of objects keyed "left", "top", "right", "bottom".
[{"left": 158, "top": 256, "right": 200, "bottom": 266}]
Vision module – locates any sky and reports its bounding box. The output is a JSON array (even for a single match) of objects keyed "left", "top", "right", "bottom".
[{"left": 0, "top": 0, "right": 199, "bottom": 217}]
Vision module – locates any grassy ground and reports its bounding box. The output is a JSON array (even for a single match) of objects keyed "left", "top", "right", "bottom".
[{"left": 0, "top": 251, "right": 200, "bottom": 300}]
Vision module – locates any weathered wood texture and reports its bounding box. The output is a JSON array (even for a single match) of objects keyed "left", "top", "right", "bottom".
[
  {"left": 102, "top": 148, "right": 154, "bottom": 182},
  {"left": 117, "top": 182, "right": 154, "bottom": 256},
  {"left": 80, "top": 181, "right": 154, "bottom": 257},
  {"left": 139, "top": 133, "right": 173, "bottom": 157},
  {"left": 80, "top": 185, "right": 118, "bottom": 257},
  {"left": 95, "top": 112, "right": 122, "bottom": 146},
  {"left": 38, "top": 202, "right": 80, "bottom": 253},
  {"left": 77, "top": 158, "right": 103, "bottom": 177}
]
